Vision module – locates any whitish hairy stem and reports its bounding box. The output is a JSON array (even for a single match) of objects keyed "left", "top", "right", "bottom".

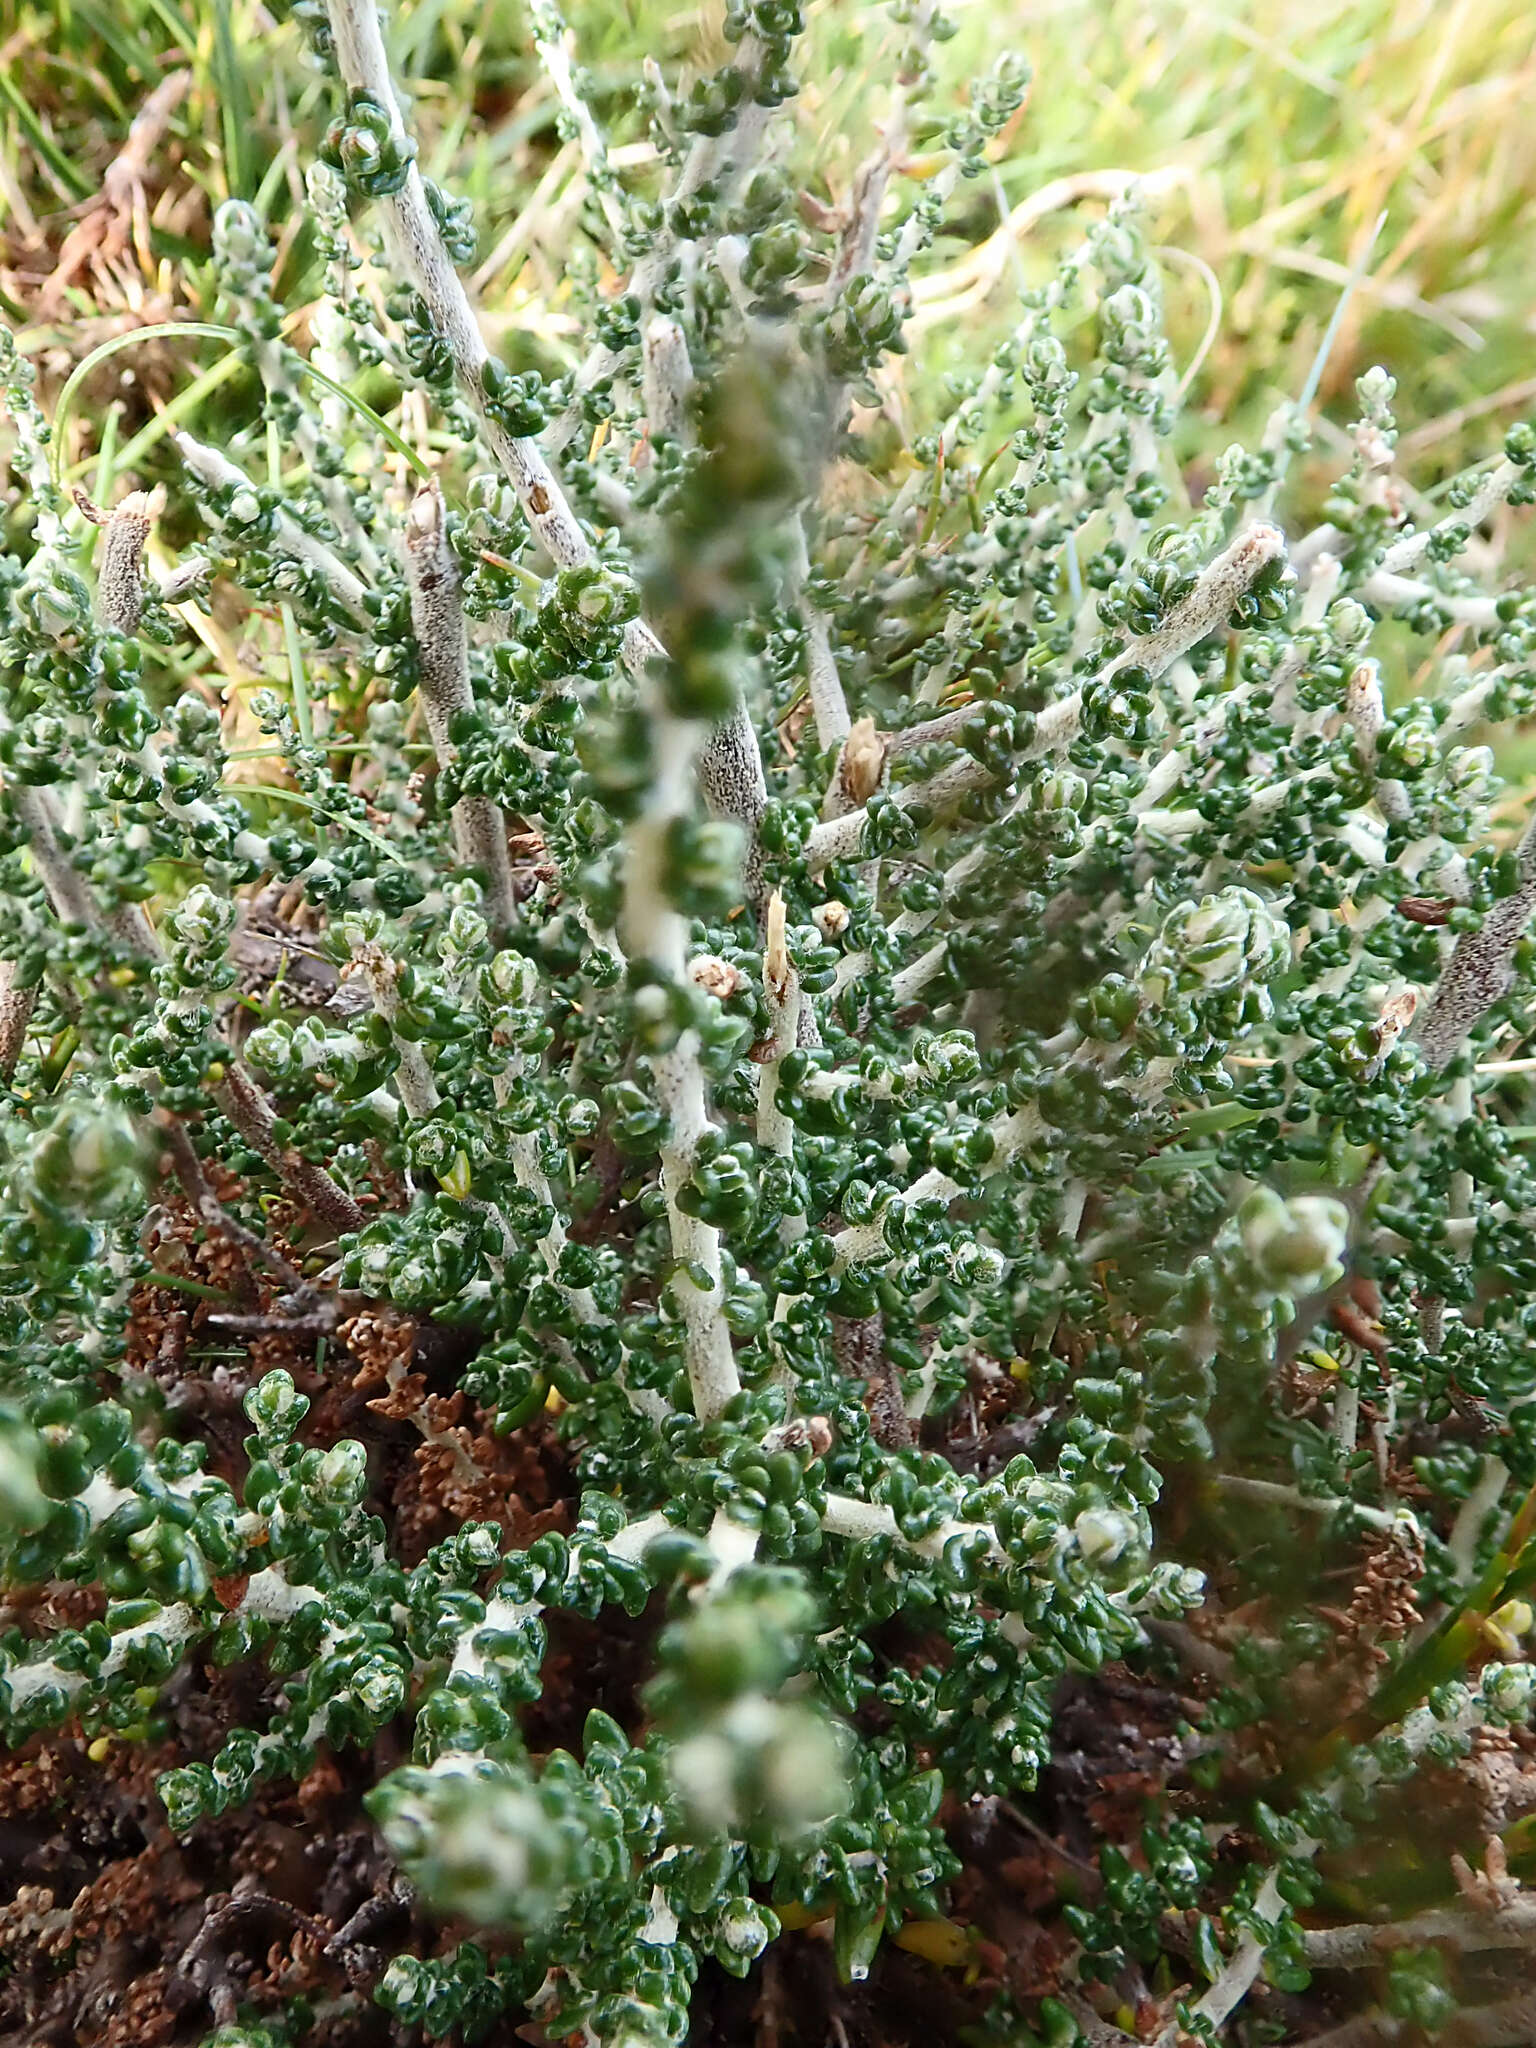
[
  {"left": 1023, "top": 523, "right": 1288, "bottom": 757},
  {"left": 1215, "top": 1474, "right": 1408, "bottom": 1537},
  {"left": 804, "top": 751, "right": 988, "bottom": 871},
  {"left": 2, "top": 1599, "right": 201, "bottom": 1710},
  {"left": 829, "top": 1102, "right": 1042, "bottom": 1269},
  {"left": 326, "top": 0, "right": 771, "bottom": 888},
  {"left": 887, "top": 300, "right": 1047, "bottom": 529},
  {"left": 695, "top": 697, "right": 769, "bottom": 917},
  {"left": 823, "top": 22, "right": 921, "bottom": 302},
  {"left": 77, "top": 485, "right": 270, "bottom": 868},
  {"left": 824, "top": 1492, "right": 1167, "bottom": 1638},
  {"left": 1342, "top": 659, "right": 1412, "bottom": 827},
  {"left": 640, "top": 316, "right": 693, "bottom": 445},
  {"left": 402, "top": 486, "right": 518, "bottom": 932},
  {"left": 320, "top": 0, "right": 665, "bottom": 689},
  {"left": 624, "top": 298, "right": 770, "bottom": 913},
  {"left": 788, "top": 520, "right": 850, "bottom": 751},
  {"left": 652, "top": 1026, "right": 740, "bottom": 1422},
  {"left": 4, "top": 1553, "right": 331, "bottom": 1712},
  {"left": 1415, "top": 805, "right": 1536, "bottom": 1073},
  {"left": 1158, "top": 1868, "right": 1287, "bottom": 2048},
  {"left": 620, "top": 686, "right": 740, "bottom": 1422},
  {"left": 348, "top": 942, "right": 440, "bottom": 1120},
  {"left": 235, "top": 304, "right": 380, "bottom": 571},
  {"left": 1448, "top": 1454, "right": 1510, "bottom": 1582},
  {"left": 882, "top": 703, "right": 980, "bottom": 761},
  {"left": 543, "top": 40, "right": 770, "bottom": 458},
  {"left": 1296, "top": 1994, "right": 1532, "bottom": 2048},
  {"left": 805, "top": 525, "right": 1286, "bottom": 870},
  {"left": 605, "top": 1508, "right": 675, "bottom": 1565},
  {"left": 820, "top": 0, "right": 935, "bottom": 319},
  {"left": 1333, "top": 1365, "right": 1360, "bottom": 1459},
  {"left": 0, "top": 961, "right": 35, "bottom": 1082},
  {"left": 832, "top": 1022, "right": 1301, "bottom": 1275},
  {"left": 1140, "top": 1678, "right": 1527, "bottom": 2048},
  {"left": 802, "top": 599, "right": 850, "bottom": 750},
  {"left": 758, "top": 897, "right": 812, "bottom": 1352},
  {"left": 1303, "top": 1896, "right": 1536, "bottom": 1969},
  {"left": 1377, "top": 459, "right": 1526, "bottom": 578},
  {"left": 530, "top": 6, "right": 628, "bottom": 248},
  {"left": 1443, "top": 665, "right": 1516, "bottom": 737},
  {"left": 700, "top": 1504, "right": 761, "bottom": 1594},
  {"left": 455, "top": 1536, "right": 691, "bottom": 1696},
  {"left": 832, "top": 821, "right": 997, "bottom": 999},
  {"left": 1361, "top": 569, "right": 1500, "bottom": 629},
  {"left": 820, "top": 1491, "right": 1007, "bottom": 1568},
  {"left": 175, "top": 433, "right": 371, "bottom": 624},
  {"left": 6, "top": 785, "right": 102, "bottom": 936},
  {"left": 621, "top": 683, "right": 702, "bottom": 973},
  {"left": 755, "top": 892, "right": 802, "bottom": 1165},
  {"left": 486, "top": 1001, "right": 667, "bottom": 1422}
]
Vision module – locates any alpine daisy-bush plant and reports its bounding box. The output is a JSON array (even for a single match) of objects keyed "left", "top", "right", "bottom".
[{"left": 7, "top": 3, "right": 1536, "bottom": 2046}]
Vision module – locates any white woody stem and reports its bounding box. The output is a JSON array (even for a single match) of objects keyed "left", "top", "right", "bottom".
[
  {"left": 619, "top": 679, "right": 742, "bottom": 1422},
  {"left": 542, "top": 39, "right": 771, "bottom": 459},
  {"left": 1301, "top": 1896, "right": 1536, "bottom": 1969},
  {"left": 1377, "top": 459, "right": 1525, "bottom": 577},
  {"left": 694, "top": 699, "right": 769, "bottom": 916},
  {"left": 350, "top": 942, "right": 440, "bottom": 1121},
  {"left": 176, "top": 433, "right": 372, "bottom": 623},
  {"left": 530, "top": 5, "right": 629, "bottom": 247},
  {"left": 653, "top": 1023, "right": 742, "bottom": 1423},
  {"left": 755, "top": 892, "right": 801, "bottom": 1163},
  {"left": 789, "top": 521, "right": 851, "bottom": 750},
  {"left": 82, "top": 481, "right": 269, "bottom": 866}
]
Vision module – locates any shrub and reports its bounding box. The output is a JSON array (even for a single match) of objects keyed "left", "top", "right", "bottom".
[{"left": 5, "top": 4, "right": 1536, "bottom": 2046}]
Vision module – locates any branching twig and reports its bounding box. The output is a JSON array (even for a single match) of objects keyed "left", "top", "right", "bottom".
[
  {"left": 176, "top": 432, "right": 371, "bottom": 624},
  {"left": 157, "top": 1112, "right": 309, "bottom": 1296},
  {"left": 616, "top": 673, "right": 741, "bottom": 1420},
  {"left": 1301, "top": 1894, "right": 1536, "bottom": 1968},
  {"left": 804, "top": 524, "right": 1288, "bottom": 869},
  {"left": 319, "top": 0, "right": 666, "bottom": 689},
  {"left": 214, "top": 1065, "right": 367, "bottom": 1237}
]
